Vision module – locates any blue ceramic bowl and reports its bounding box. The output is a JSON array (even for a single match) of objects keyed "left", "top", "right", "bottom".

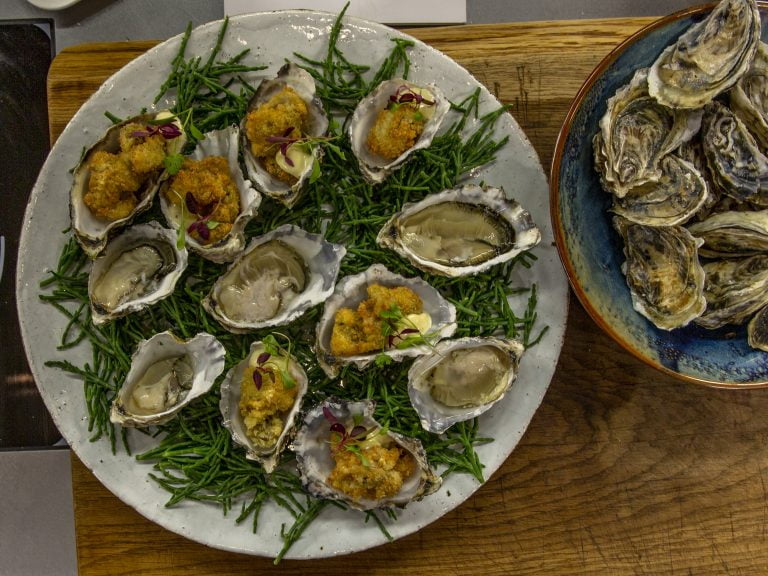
[{"left": 551, "top": 2, "right": 768, "bottom": 388}]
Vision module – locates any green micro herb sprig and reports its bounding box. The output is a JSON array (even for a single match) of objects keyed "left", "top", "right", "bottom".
[{"left": 40, "top": 7, "right": 546, "bottom": 564}]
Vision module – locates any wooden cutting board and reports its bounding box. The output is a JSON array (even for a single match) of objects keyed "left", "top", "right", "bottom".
[{"left": 48, "top": 18, "right": 768, "bottom": 576}]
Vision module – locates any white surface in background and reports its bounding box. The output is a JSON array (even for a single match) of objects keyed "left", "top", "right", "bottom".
[
  {"left": 25, "top": 0, "right": 82, "bottom": 10},
  {"left": 0, "top": 450, "right": 77, "bottom": 576},
  {"left": 225, "top": 0, "right": 466, "bottom": 24}
]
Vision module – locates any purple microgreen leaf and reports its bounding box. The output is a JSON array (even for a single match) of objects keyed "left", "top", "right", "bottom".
[
  {"left": 158, "top": 123, "right": 182, "bottom": 139},
  {"left": 329, "top": 422, "right": 346, "bottom": 436},
  {"left": 185, "top": 192, "right": 201, "bottom": 215},
  {"left": 252, "top": 369, "right": 263, "bottom": 391},
  {"left": 399, "top": 328, "right": 419, "bottom": 336},
  {"left": 257, "top": 352, "right": 271, "bottom": 366},
  {"left": 349, "top": 425, "right": 367, "bottom": 439},
  {"left": 322, "top": 406, "right": 338, "bottom": 424}
]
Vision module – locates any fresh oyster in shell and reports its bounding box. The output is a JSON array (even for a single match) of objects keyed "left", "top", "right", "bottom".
[
  {"left": 687, "top": 209, "right": 768, "bottom": 258},
  {"left": 611, "top": 154, "right": 709, "bottom": 226},
  {"left": 407, "top": 337, "right": 524, "bottom": 434},
  {"left": 160, "top": 125, "right": 261, "bottom": 263},
  {"left": 71, "top": 111, "right": 185, "bottom": 258},
  {"left": 702, "top": 101, "right": 768, "bottom": 204},
  {"left": 240, "top": 62, "right": 329, "bottom": 208},
  {"left": 648, "top": 0, "right": 760, "bottom": 109},
  {"left": 730, "top": 41, "right": 768, "bottom": 150},
  {"left": 110, "top": 331, "right": 226, "bottom": 427},
  {"left": 615, "top": 218, "right": 706, "bottom": 330},
  {"left": 219, "top": 340, "right": 308, "bottom": 473},
  {"left": 203, "top": 224, "right": 346, "bottom": 333},
  {"left": 348, "top": 79, "right": 451, "bottom": 184},
  {"left": 88, "top": 221, "right": 187, "bottom": 325},
  {"left": 594, "top": 68, "right": 702, "bottom": 197},
  {"left": 315, "top": 264, "right": 457, "bottom": 378},
  {"left": 292, "top": 399, "right": 441, "bottom": 511},
  {"left": 695, "top": 254, "right": 768, "bottom": 329},
  {"left": 377, "top": 184, "right": 541, "bottom": 277}
]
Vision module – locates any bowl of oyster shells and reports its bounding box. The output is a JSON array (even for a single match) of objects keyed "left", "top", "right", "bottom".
[{"left": 551, "top": 0, "right": 768, "bottom": 387}]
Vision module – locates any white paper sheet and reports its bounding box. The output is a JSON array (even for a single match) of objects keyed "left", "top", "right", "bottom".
[{"left": 224, "top": 0, "right": 466, "bottom": 25}]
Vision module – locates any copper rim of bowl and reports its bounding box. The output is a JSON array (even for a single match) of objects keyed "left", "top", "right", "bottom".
[{"left": 550, "top": 1, "right": 768, "bottom": 389}]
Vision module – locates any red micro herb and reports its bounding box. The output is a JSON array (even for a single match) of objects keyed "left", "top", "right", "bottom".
[
  {"left": 388, "top": 85, "right": 434, "bottom": 108},
  {"left": 130, "top": 122, "right": 183, "bottom": 140},
  {"left": 323, "top": 407, "right": 369, "bottom": 453},
  {"left": 251, "top": 352, "right": 274, "bottom": 391},
  {"left": 265, "top": 127, "right": 299, "bottom": 167}
]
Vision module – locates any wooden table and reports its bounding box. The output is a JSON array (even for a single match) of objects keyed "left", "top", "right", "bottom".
[{"left": 50, "top": 18, "right": 768, "bottom": 576}]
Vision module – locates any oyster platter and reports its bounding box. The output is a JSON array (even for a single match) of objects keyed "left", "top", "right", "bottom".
[{"left": 18, "top": 9, "right": 567, "bottom": 560}]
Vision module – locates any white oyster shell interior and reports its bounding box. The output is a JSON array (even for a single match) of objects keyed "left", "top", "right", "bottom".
[{"left": 110, "top": 331, "right": 226, "bottom": 427}]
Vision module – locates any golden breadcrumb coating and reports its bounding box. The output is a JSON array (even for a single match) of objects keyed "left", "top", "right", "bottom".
[
  {"left": 245, "top": 86, "right": 308, "bottom": 160},
  {"left": 84, "top": 150, "right": 141, "bottom": 221},
  {"left": 329, "top": 284, "right": 423, "bottom": 357},
  {"left": 165, "top": 156, "right": 240, "bottom": 245},
  {"left": 366, "top": 105, "right": 425, "bottom": 160},
  {"left": 239, "top": 366, "right": 298, "bottom": 450},
  {"left": 327, "top": 443, "right": 416, "bottom": 501}
]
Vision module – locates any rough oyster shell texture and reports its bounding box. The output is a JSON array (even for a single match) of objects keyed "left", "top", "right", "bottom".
[
  {"left": 292, "top": 399, "right": 441, "bottom": 511},
  {"left": 348, "top": 78, "right": 451, "bottom": 183},
  {"left": 314, "top": 264, "right": 457, "bottom": 378},
  {"left": 219, "top": 340, "right": 308, "bottom": 473},
  {"left": 203, "top": 224, "right": 346, "bottom": 333},
  {"left": 377, "top": 184, "right": 541, "bottom": 277},
  {"left": 407, "top": 336, "right": 525, "bottom": 434},
  {"left": 109, "top": 331, "right": 226, "bottom": 427},
  {"left": 88, "top": 221, "right": 188, "bottom": 325},
  {"left": 70, "top": 111, "right": 185, "bottom": 258},
  {"left": 240, "top": 62, "right": 329, "bottom": 208}
]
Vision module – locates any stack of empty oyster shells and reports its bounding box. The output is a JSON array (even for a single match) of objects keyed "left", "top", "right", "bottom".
[{"left": 594, "top": 0, "right": 768, "bottom": 351}]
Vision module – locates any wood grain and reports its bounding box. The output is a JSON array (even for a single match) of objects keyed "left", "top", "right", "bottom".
[{"left": 52, "top": 19, "right": 768, "bottom": 575}]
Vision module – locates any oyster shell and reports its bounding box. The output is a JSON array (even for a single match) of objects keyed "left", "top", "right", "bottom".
[
  {"left": 648, "top": 0, "right": 760, "bottom": 109},
  {"left": 219, "top": 340, "right": 308, "bottom": 473},
  {"left": 110, "top": 331, "right": 225, "bottom": 427},
  {"left": 747, "top": 304, "right": 768, "bottom": 351},
  {"left": 377, "top": 184, "right": 541, "bottom": 277},
  {"left": 695, "top": 254, "right": 768, "bottom": 329},
  {"left": 595, "top": 68, "right": 702, "bottom": 197},
  {"left": 88, "top": 221, "right": 188, "bottom": 325},
  {"left": 203, "top": 224, "right": 346, "bottom": 333},
  {"left": 292, "top": 399, "right": 441, "bottom": 511},
  {"left": 702, "top": 101, "right": 768, "bottom": 204},
  {"left": 315, "top": 264, "right": 457, "bottom": 378},
  {"left": 611, "top": 154, "right": 709, "bottom": 226},
  {"left": 407, "top": 337, "right": 524, "bottom": 434},
  {"left": 615, "top": 218, "right": 707, "bottom": 330},
  {"left": 240, "top": 62, "right": 329, "bottom": 208},
  {"left": 687, "top": 209, "right": 768, "bottom": 258},
  {"left": 160, "top": 126, "right": 261, "bottom": 263},
  {"left": 348, "top": 79, "right": 451, "bottom": 183},
  {"left": 71, "top": 111, "right": 185, "bottom": 258},
  {"left": 730, "top": 41, "right": 768, "bottom": 150}
]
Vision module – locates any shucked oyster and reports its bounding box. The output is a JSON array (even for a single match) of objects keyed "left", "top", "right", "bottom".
[
  {"left": 349, "top": 79, "right": 450, "bottom": 183},
  {"left": 292, "top": 399, "right": 441, "bottom": 511},
  {"left": 377, "top": 184, "right": 541, "bottom": 277},
  {"left": 408, "top": 337, "right": 524, "bottom": 434},
  {"left": 219, "top": 340, "right": 308, "bottom": 473},
  {"left": 71, "top": 111, "right": 185, "bottom": 257},
  {"left": 615, "top": 218, "right": 707, "bottom": 330},
  {"left": 648, "top": 0, "right": 760, "bottom": 109},
  {"left": 594, "top": 68, "right": 702, "bottom": 197},
  {"left": 315, "top": 264, "right": 457, "bottom": 378},
  {"left": 203, "top": 224, "right": 346, "bottom": 333},
  {"left": 241, "top": 62, "right": 329, "bottom": 208},
  {"left": 160, "top": 126, "right": 261, "bottom": 263},
  {"left": 88, "top": 221, "right": 187, "bottom": 325},
  {"left": 110, "top": 331, "right": 225, "bottom": 427}
]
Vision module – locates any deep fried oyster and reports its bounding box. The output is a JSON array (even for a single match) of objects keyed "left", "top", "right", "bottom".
[
  {"left": 239, "top": 366, "right": 297, "bottom": 449},
  {"left": 165, "top": 156, "right": 240, "bottom": 245},
  {"left": 84, "top": 124, "right": 167, "bottom": 221},
  {"left": 329, "top": 284, "right": 423, "bottom": 356},
  {"left": 366, "top": 104, "right": 426, "bottom": 161},
  {"left": 327, "top": 443, "right": 416, "bottom": 501}
]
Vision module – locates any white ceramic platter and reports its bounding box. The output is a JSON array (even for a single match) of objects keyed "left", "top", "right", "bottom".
[{"left": 17, "top": 10, "right": 568, "bottom": 559}]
